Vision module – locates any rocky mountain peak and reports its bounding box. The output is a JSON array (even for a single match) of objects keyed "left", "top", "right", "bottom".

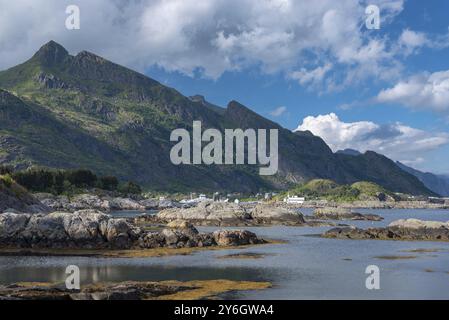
[
  {"left": 75, "top": 50, "right": 107, "bottom": 64},
  {"left": 31, "top": 40, "right": 69, "bottom": 67}
]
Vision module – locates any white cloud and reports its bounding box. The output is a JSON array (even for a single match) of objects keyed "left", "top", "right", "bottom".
[
  {"left": 377, "top": 70, "right": 449, "bottom": 112},
  {"left": 295, "top": 113, "right": 449, "bottom": 165},
  {"left": 399, "top": 29, "right": 429, "bottom": 50},
  {"left": 0, "top": 0, "right": 405, "bottom": 85},
  {"left": 397, "top": 28, "right": 449, "bottom": 55},
  {"left": 269, "top": 106, "right": 287, "bottom": 117},
  {"left": 290, "top": 64, "right": 332, "bottom": 88}
]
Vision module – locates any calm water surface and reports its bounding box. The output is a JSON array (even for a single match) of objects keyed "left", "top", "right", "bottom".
[{"left": 1, "top": 208, "right": 449, "bottom": 299}]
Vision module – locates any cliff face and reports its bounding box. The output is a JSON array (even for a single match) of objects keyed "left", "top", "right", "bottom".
[{"left": 0, "top": 41, "right": 434, "bottom": 195}]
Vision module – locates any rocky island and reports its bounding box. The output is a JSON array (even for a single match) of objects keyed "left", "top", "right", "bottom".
[
  {"left": 312, "top": 207, "right": 383, "bottom": 221},
  {"left": 323, "top": 219, "right": 449, "bottom": 242},
  {"left": 143, "top": 202, "right": 306, "bottom": 226}
]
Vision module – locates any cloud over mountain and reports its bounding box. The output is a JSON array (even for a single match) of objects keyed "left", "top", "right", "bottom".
[
  {"left": 0, "top": 0, "right": 405, "bottom": 86},
  {"left": 296, "top": 113, "right": 449, "bottom": 165}
]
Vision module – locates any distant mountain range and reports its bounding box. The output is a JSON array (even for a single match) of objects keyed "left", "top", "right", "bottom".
[
  {"left": 396, "top": 162, "right": 449, "bottom": 197},
  {"left": 0, "top": 41, "right": 434, "bottom": 195},
  {"left": 337, "top": 149, "right": 449, "bottom": 197}
]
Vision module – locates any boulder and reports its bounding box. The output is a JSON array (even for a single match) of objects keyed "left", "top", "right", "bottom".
[
  {"left": 68, "top": 194, "right": 110, "bottom": 211},
  {"left": 212, "top": 230, "right": 264, "bottom": 246},
  {"left": 166, "top": 220, "right": 198, "bottom": 237},
  {"left": 63, "top": 210, "right": 110, "bottom": 242},
  {"left": 250, "top": 204, "right": 305, "bottom": 223},
  {"left": 0, "top": 213, "right": 30, "bottom": 238},
  {"left": 139, "top": 199, "right": 159, "bottom": 210},
  {"left": 108, "top": 197, "right": 145, "bottom": 211}
]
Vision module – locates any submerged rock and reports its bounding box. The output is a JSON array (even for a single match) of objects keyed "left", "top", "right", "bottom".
[
  {"left": 313, "top": 207, "right": 383, "bottom": 221},
  {"left": 323, "top": 219, "right": 449, "bottom": 242}
]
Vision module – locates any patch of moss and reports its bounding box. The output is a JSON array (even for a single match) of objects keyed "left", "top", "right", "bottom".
[
  {"left": 216, "top": 252, "right": 267, "bottom": 260},
  {"left": 374, "top": 255, "right": 418, "bottom": 260},
  {"left": 155, "top": 280, "right": 271, "bottom": 300}
]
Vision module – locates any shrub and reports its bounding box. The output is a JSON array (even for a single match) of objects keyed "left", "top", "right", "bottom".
[
  {"left": 0, "top": 165, "right": 13, "bottom": 175},
  {"left": 118, "top": 181, "right": 142, "bottom": 195},
  {"left": 65, "top": 169, "right": 97, "bottom": 187},
  {"left": 98, "top": 176, "right": 119, "bottom": 191}
]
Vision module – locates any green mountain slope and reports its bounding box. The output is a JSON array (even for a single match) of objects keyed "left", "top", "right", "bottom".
[{"left": 0, "top": 41, "right": 435, "bottom": 195}]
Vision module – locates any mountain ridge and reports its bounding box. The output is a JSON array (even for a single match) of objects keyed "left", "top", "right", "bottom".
[{"left": 0, "top": 41, "right": 435, "bottom": 195}]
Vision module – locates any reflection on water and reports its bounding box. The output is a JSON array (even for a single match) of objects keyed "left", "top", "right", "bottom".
[
  {"left": 0, "top": 261, "right": 268, "bottom": 286},
  {"left": 1, "top": 208, "right": 449, "bottom": 299}
]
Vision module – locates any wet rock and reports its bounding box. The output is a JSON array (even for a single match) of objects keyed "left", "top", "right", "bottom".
[
  {"left": 323, "top": 219, "right": 449, "bottom": 242},
  {"left": 167, "top": 220, "right": 199, "bottom": 237},
  {"left": 314, "top": 207, "right": 383, "bottom": 221},
  {"left": 213, "top": 230, "right": 264, "bottom": 246},
  {"left": 250, "top": 204, "right": 305, "bottom": 224}
]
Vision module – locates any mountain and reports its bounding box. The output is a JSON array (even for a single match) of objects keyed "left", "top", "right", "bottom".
[
  {"left": 0, "top": 41, "right": 434, "bottom": 195},
  {"left": 396, "top": 162, "right": 449, "bottom": 197}
]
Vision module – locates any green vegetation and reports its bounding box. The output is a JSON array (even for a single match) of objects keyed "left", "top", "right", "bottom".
[
  {"left": 278, "top": 179, "right": 395, "bottom": 202},
  {"left": 2, "top": 166, "right": 142, "bottom": 196},
  {"left": 0, "top": 173, "right": 31, "bottom": 201}
]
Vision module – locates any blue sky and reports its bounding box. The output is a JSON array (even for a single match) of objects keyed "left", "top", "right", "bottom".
[
  {"left": 143, "top": 0, "right": 449, "bottom": 174},
  {"left": 1, "top": 0, "right": 449, "bottom": 174}
]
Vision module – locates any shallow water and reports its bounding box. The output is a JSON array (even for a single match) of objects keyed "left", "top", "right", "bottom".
[{"left": 1, "top": 208, "right": 449, "bottom": 299}]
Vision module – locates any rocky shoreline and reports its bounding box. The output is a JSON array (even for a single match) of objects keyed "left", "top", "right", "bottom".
[
  {"left": 323, "top": 219, "right": 449, "bottom": 242},
  {"left": 295, "top": 200, "right": 449, "bottom": 210},
  {"left": 26, "top": 193, "right": 449, "bottom": 215},
  {"left": 0, "top": 210, "right": 266, "bottom": 251}
]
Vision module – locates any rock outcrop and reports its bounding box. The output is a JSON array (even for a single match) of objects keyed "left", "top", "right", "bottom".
[
  {"left": 155, "top": 202, "right": 305, "bottom": 226},
  {"left": 313, "top": 207, "right": 383, "bottom": 221},
  {"left": 0, "top": 210, "right": 139, "bottom": 249},
  {"left": 0, "top": 211, "right": 266, "bottom": 250},
  {"left": 322, "top": 219, "right": 449, "bottom": 242}
]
